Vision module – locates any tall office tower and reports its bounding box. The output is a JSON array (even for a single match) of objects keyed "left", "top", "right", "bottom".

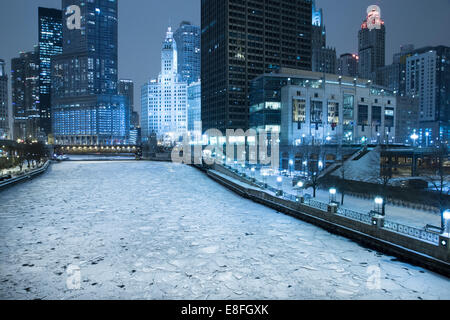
[
  {"left": 38, "top": 7, "right": 63, "bottom": 137},
  {"left": 52, "top": 0, "right": 129, "bottom": 145},
  {"left": 201, "top": 0, "right": 312, "bottom": 133},
  {"left": 376, "top": 45, "right": 416, "bottom": 92},
  {"left": 118, "top": 79, "right": 136, "bottom": 127},
  {"left": 406, "top": 46, "right": 450, "bottom": 143},
  {"left": 188, "top": 81, "right": 202, "bottom": 135},
  {"left": 338, "top": 53, "right": 359, "bottom": 78},
  {"left": 358, "top": 5, "right": 385, "bottom": 81},
  {"left": 11, "top": 48, "right": 41, "bottom": 141},
  {"left": 0, "top": 60, "right": 9, "bottom": 139},
  {"left": 311, "top": 0, "right": 336, "bottom": 74},
  {"left": 174, "top": 21, "right": 201, "bottom": 85},
  {"left": 141, "top": 28, "right": 188, "bottom": 141}
]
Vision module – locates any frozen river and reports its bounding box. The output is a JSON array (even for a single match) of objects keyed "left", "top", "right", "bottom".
[{"left": 0, "top": 161, "right": 448, "bottom": 300}]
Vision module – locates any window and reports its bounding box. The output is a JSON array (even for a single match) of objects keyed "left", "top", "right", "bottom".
[
  {"left": 372, "top": 106, "right": 382, "bottom": 125},
  {"left": 358, "top": 105, "right": 368, "bottom": 126},
  {"left": 311, "top": 100, "right": 323, "bottom": 124},
  {"left": 327, "top": 102, "right": 339, "bottom": 124},
  {"left": 343, "top": 94, "right": 354, "bottom": 124},
  {"left": 292, "top": 98, "right": 306, "bottom": 123}
]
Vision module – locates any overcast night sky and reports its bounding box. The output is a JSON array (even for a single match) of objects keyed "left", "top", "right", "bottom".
[{"left": 1, "top": 0, "right": 449, "bottom": 114}]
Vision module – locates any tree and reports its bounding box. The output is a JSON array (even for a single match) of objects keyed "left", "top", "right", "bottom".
[
  {"left": 377, "top": 145, "right": 393, "bottom": 216},
  {"left": 423, "top": 142, "right": 449, "bottom": 229},
  {"left": 337, "top": 143, "right": 347, "bottom": 205},
  {"left": 305, "top": 145, "right": 323, "bottom": 198}
]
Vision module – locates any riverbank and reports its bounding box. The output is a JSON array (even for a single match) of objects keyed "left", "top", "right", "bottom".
[
  {"left": 1, "top": 160, "right": 449, "bottom": 300},
  {"left": 0, "top": 161, "right": 51, "bottom": 191},
  {"left": 201, "top": 164, "right": 450, "bottom": 278}
]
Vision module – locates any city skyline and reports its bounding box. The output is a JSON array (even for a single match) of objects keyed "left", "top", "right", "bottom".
[
  {"left": 1, "top": 0, "right": 449, "bottom": 118},
  {"left": 0, "top": 0, "right": 449, "bottom": 304}
]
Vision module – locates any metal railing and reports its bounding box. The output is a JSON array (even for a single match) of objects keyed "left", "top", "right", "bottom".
[
  {"left": 383, "top": 220, "right": 440, "bottom": 245},
  {"left": 0, "top": 161, "right": 50, "bottom": 190},
  {"left": 218, "top": 164, "right": 442, "bottom": 245},
  {"left": 337, "top": 207, "right": 373, "bottom": 225}
]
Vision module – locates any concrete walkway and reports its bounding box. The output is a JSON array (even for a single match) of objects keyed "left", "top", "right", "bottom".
[{"left": 233, "top": 165, "right": 441, "bottom": 230}]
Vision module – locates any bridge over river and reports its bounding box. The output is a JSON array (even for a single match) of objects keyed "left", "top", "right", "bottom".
[{"left": 0, "top": 160, "right": 448, "bottom": 299}]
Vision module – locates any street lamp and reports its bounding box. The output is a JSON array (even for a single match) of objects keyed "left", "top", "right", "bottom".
[
  {"left": 277, "top": 176, "right": 283, "bottom": 196},
  {"left": 425, "top": 132, "right": 430, "bottom": 147},
  {"left": 262, "top": 172, "right": 268, "bottom": 188},
  {"left": 241, "top": 163, "right": 246, "bottom": 176},
  {"left": 410, "top": 133, "right": 419, "bottom": 147},
  {"left": 250, "top": 167, "right": 256, "bottom": 181},
  {"left": 289, "top": 159, "right": 294, "bottom": 176},
  {"left": 443, "top": 210, "right": 450, "bottom": 235},
  {"left": 329, "top": 188, "right": 337, "bottom": 204},
  {"left": 296, "top": 181, "right": 305, "bottom": 202},
  {"left": 374, "top": 197, "right": 384, "bottom": 216}
]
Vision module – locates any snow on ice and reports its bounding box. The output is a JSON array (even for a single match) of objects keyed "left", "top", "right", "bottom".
[{"left": 0, "top": 160, "right": 448, "bottom": 300}]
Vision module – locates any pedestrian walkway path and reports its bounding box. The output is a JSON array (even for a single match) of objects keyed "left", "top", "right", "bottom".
[{"left": 232, "top": 165, "right": 441, "bottom": 229}]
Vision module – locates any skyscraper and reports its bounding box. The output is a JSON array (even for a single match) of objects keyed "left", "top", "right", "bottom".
[
  {"left": 174, "top": 21, "right": 201, "bottom": 85},
  {"left": 338, "top": 53, "right": 359, "bottom": 78},
  {"left": 311, "top": 0, "right": 336, "bottom": 74},
  {"left": 118, "top": 79, "right": 136, "bottom": 126},
  {"left": 0, "top": 60, "right": 8, "bottom": 139},
  {"left": 11, "top": 48, "right": 41, "bottom": 141},
  {"left": 141, "top": 28, "right": 188, "bottom": 141},
  {"left": 405, "top": 46, "right": 450, "bottom": 143},
  {"left": 188, "top": 81, "right": 202, "bottom": 134},
  {"left": 38, "top": 7, "right": 63, "bottom": 136},
  {"left": 358, "top": 5, "right": 385, "bottom": 81},
  {"left": 52, "top": 0, "right": 129, "bottom": 145},
  {"left": 201, "top": 0, "right": 312, "bottom": 133}
]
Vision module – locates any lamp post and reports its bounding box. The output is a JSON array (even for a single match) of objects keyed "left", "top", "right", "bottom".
[
  {"left": 329, "top": 188, "right": 337, "bottom": 204},
  {"left": 277, "top": 176, "right": 283, "bottom": 196},
  {"left": 374, "top": 197, "right": 384, "bottom": 216},
  {"left": 410, "top": 132, "right": 419, "bottom": 147},
  {"left": 250, "top": 167, "right": 256, "bottom": 181},
  {"left": 241, "top": 163, "right": 246, "bottom": 177},
  {"left": 262, "top": 172, "right": 268, "bottom": 188},
  {"left": 296, "top": 181, "right": 304, "bottom": 203},
  {"left": 289, "top": 159, "right": 294, "bottom": 177},
  {"left": 425, "top": 132, "right": 430, "bottom": 148},
  {"left": 443, "top": 210, "right": 450, "bottom": 235}
]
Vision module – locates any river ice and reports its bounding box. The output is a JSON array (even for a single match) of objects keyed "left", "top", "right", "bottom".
[{"left": 0, "top": 161, "right": 448, "bottom": 300}]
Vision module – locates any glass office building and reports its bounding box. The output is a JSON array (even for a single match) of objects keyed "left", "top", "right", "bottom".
[
  {"left": 38, "top": 7, "right": 63, "bottom": 136},
  {"left": 11, "top": 48, "right": 41, "bottom": 141},
  {"left": 0, "top": 59, "right": 8, "bottom": 139},
  {"left": 201, "top": 0, "right": 312, "bottom": 133},
  {"left": 52, "top": 0, "right": 129, "bottom": 145},
  {"left": 174, "top": 21, "right": 201, "bottom": 85}
]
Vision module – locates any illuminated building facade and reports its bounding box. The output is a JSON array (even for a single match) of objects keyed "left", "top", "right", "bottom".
[
  {"left": 141, "top": 28, "right": 188, "bottom": 141},
  {"left": 38, "top": 7, "right": 63, "bottom": 136},
  {"left": 338, "top": 53, "right": 359, "bottom": 78},
  {"left": 0, "top": 59, "right": 8, "bottom": 139},
  {"left": 11, "top": 48, "right": 41, "bottom": 141},
  {"left": 174, "top": 22, "right": 201, "bottom": 85},
  {"left": 280, "top": 70, "right": 397, "bottom": 146},
  {"left": 201, "top": 0, "right": 312, "bottom": 133},
  {"left": 311, "top": 0, "right": 336, "bottom": 74},
  {"left": 52, "top": 0, "right": 129, "bottom": 145},
  {"left": 187, "top": 81, "right": 202, "bottom": 134},
  {"left": 358, "top": 5, "right": 385, "bottom": 81},
  {"left": 405, "top": 46, "right": 450, "bottom": 144}
]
